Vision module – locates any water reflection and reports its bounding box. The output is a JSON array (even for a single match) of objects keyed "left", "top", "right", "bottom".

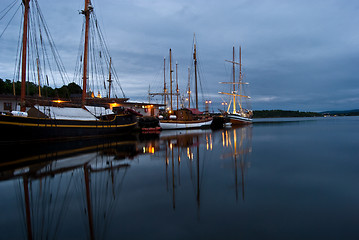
[
  {"left": 0, "top": 127, "right": 252, "bottom": 239},
  {"left": 159, "top": 126, "right": 252, "bottom": 212},
  {"left": 161, "top": 130, "right": 207, "bottom": 210},
  {"left": 3, "top": 136, "right": 141, "bottom": 240},
  {"left": 222, "top": 126, "right": 252, "bottom": 201}
]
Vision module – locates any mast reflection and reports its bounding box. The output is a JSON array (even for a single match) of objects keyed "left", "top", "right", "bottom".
[
  {"left": 0, "top": 135, "right": 157, "bottom": 240},
  {"left": 160, "top": 129, "right": 212, "bottom": 211},
  {"left": 159, "top": 127, "right": 252, "bottom": 212},
  {"left": 0, "top": 127, "right": 253, "bottom": 238},
  {"left": 221, "top": 126, "right": 252, "bottom": 202}
]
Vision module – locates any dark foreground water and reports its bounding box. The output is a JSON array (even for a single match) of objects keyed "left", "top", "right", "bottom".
[{"left": 0, "top": 116, "right": 358, "bottom": 240}]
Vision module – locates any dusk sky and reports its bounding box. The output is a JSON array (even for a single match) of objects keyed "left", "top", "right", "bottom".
[{"left": 1, "top": 0, "right": 359, "bottom": 111}]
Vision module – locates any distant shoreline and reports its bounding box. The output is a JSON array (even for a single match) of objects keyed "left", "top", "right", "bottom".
[{"left": 252, "top": 109, "right": 359, "bottom": 118}]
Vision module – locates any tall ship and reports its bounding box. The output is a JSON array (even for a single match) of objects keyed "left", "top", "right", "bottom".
[
  {"left": 0, "top": 0, "right": 137, "bottom": 142},
  {"left": 219, "top": 46, "right": 253, "bottom": 125},
  {"left": 150, "top": 36, "right": 212, "bottom": 130}
]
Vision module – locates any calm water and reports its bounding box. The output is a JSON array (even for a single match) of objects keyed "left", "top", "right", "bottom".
[{"left": 0, "top": 116, "right": 358, "bottom": 240}]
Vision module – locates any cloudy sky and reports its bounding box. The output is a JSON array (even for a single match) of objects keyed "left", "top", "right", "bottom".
[{"left": 1, "top": 0, "right": 359, "bottom": 111}]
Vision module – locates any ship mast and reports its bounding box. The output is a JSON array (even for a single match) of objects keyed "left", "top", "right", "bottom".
[
  {"left": 187, "top": 67, "right": 191, "bottom": 108},
  {"left": 239, "top": 46, "right": 243, "bottom": 113},
  {"left": 219, "top": 46, "right": 250, "bottom": 113},
  {"left": 20, "top": 0, "right": 30, "bottom": 112},
  {"left": 148, "top": 57, "right": 169, "bottom": 108},
  {"left": 37, "top": 58, "right": 41, "bottom": 97},
  {"left": 82, "top": 0, "right": 92, "bottom": 107},
  {"left": 170, "top": 49, "right": 173, "bottom": 112},
  {"left": 164, "top": 57, "right": 167, "bottom": 108},
  {"left": 176, "top": 62, "right": 179, "bottom": 110},
  {"left": 232, "top": 46, "right": 236, "bottom": 114},
  {"left": 193, "top": 35, "right": 198, "bottom": 110},
  {"left": 107, "top": 57, "right": 112, "bottom": 98}
]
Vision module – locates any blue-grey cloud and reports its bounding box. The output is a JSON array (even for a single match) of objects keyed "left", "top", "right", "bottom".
[{"left": 1, "top": 0, "right": 359, "bottom": 111}]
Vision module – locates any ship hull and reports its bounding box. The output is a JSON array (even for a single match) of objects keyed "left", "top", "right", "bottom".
[
  {"left": 0, "top": 114, "right": 137, "bottom": 143},
  {"left": 227, "top": 113, "right": 252, "bottom": 125},
  {"left": 160, "top": 118, "right": 213, "bottom": 130}
]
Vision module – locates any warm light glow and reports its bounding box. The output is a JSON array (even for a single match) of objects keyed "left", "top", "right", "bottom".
[
  {"left": 222, "top": 132, "right": 225, "bottom": 147},
  {"left": 233, "top": 130, "right": 237, "bottom": 152},
  {"left": 226, "top": 131, "right": 229, "bottom": 147},
  {"left": 187, "top": 147, "right": 193, "bottom": 160},
  {"left": 143, "top": 105, "right": 154, "bottom": 108},
  {"left": 142, "top": 145, "right": 156, "bottom": 154},
  {"left": 109, "top": 103, "right": 120, "bottom": 110},
  {"left": 149, "top": 146, "right": 155, "bottom": 154},
  {"left": 52, "top": 100, "right": 67, "bottom": 104},
  {"left": 206, "top": 135, "right": 210, "bottom": 150}
]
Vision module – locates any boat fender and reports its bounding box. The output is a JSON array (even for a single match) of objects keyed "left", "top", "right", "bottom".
[
  {"left": 11, "top": 111, "right": 28, "bottom": 117},
  {"left": 169, "top": 115, "right": 177, "bottom": 120}
]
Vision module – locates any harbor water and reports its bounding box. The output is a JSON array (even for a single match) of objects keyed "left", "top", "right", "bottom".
[{"left": 0, "top": 116, "right": 358, "bottom": 239}]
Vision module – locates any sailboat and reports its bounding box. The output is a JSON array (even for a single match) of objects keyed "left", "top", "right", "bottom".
[
  {"left": 155, "top": 37, "right": 213, "bottom": 130},
  {"left": 0, "top": 0, "right": 137, "bottom": 142},
  {"left": 219, "top": 46, "right": 253, "bottom": 125}
]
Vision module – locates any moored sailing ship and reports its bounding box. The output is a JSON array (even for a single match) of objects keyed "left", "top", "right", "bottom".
[
  {"left": 0, "top": 0, "right": 137, "bottom": 142},
  {"left": 151, "top": 37, "right": 212, "bottom": 130},
  {"left": 219, "top": 46, "right": 253, "bottom": 125}
]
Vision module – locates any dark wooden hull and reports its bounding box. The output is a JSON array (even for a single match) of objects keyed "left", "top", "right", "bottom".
[{"left": 0, "top": 114, "right": 137, "bottom": 143}]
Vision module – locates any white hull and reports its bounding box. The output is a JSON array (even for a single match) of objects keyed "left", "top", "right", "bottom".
[
  {"left": 160, "top": 119, "right": 213, "bottom": 130},
  {"left": 228, "top": 113, "right": 252, "bottom": 125},
  {"left": 224, "top": 122, "right": 232, "bottom": 128}
]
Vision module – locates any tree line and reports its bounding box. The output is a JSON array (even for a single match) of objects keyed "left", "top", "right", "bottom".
[
  {"left": 0, "top": 78, "right": 82, "bottom": 99},
  {"left": 253, "top": 110, "right": 323, "bottom": 118}
]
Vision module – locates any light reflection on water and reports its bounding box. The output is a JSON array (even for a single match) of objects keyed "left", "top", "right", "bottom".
[{"left": 0, "top": 117, "right": 358, "bottom": 239}]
